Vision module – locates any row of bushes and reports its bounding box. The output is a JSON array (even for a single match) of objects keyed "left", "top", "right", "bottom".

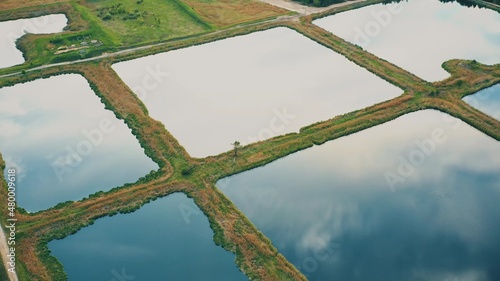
[
  {"left": 297, "top": 0, "right": 499, "bottom": 9},
  {"left": 294, "top": 0, "right": 345, "bottom": 7}
]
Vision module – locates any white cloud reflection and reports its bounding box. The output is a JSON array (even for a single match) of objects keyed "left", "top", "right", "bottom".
[
  {"left": 0, "top": 14, "right": 68, "bottom": 68},
  {"left": 0, "top": 74, "right": 158, "bottom": 212},
  {"left": 220, "top": 110, "right": 500, "bottom": 280},
  {"left": 314, "top": 0, "right": 500, "bottom": 82},
  {"left": 113, "top": 27, "right": 402, "bottom": 158}
]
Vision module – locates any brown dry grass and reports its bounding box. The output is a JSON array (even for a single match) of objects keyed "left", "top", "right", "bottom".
[
  {"left": 181, "top": 0, "right": 289, "bottom": 27},
  {"left": 79, "top": 63, "right": 191, "bottom": 169},
  {"left": 192, "top": 184, "right": 306, "bottom": 280},
  {"left": 17, "top": 181, "right": 188, "bottom": 280},
  {"left": 11, "top": 56, "right": 497, "bottom": 281},
  {"left": 0, "top": 0, "right": 69, "bottom": 11},
  {"left": 287, "top": 21, "right": 432, "bottom": 93},
  {"left": 1, "top": 62, "right": 186, "bottom": 279},
  {"left": 4, "top": 62, "right": 307, "bottom": 280},
  {"left": 1, "top": 11, "right": 499, "bottom": 281},
  {"left": 17, "top": 237, "right": 46, "bottom": 280}
]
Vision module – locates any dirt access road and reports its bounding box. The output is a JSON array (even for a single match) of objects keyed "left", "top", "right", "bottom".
[
  {"left": 0, "top": 13, "right": 302, "bottom": 79},
  {"left": 0, "top": 0, "right": 370, "bottom": 79},
  {"left": 259, "top": 0, "right": 366, "bottom": 15},
  {"left": 0, "top": 226, "right": 18, "bottom": 281}
]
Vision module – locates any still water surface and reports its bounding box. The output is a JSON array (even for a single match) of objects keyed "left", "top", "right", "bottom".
[
  {"left": 49, "top": 193, "right": 247, "bottom": 281},
  {"left": 463, "top": 84, "right": 500, "bottom": 121},
  {"left": 0, "top": 74, "right": 158, "bottom": 212},
  {"left": 113, "top": 27, "right": 402, "bottom": 158},
  {"left": 219, "top": 110, "right": 500, "bottom": 281},
  {"left": 0, "top": 14, "right": 68, "bottom": 68},
  {"left": 314, "top": 0, "right": 500, "bottom": 82}
]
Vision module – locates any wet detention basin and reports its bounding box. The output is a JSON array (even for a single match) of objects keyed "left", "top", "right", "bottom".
[
  {"left": 112, "top": 27, "right": 402, "bottom": 158},
  {"left": 463, "top": 83, "right": 500, "bottom": 121},
  {"left": 0, "top": 14, "right": 68, "bottom": 68},
  {"left": 314, "top": 0, "right": 500, "bottom": 82},
  {"left": 218, "top": 110, "right": 500, "bottom": 281},
  {"left": 49, "top": 193, "right": 247, "bottom": 281},
  {"left": 0, "top": 74, "right": 158, "bottom": 212}
]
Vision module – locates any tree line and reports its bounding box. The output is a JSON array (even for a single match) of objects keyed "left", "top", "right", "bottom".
[{"left": 296, "top": 0, "right": 499, "bottom": 8}]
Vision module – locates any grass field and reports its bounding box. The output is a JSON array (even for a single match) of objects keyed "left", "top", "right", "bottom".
[
  {"left": 181, "top": 0, "right": 290, "bottom": 27},
  {"left": 79, "top": 0, "right": 212, "bottom": 45},
  {"left": 0, "top": 0, "right": 69, "bottom": 10},
  {"left": 1, "top": 0, "right": 499, "bottom": 280},
  {"left": 3, "top": 3, "right": 116, "bottom": 69},
  {"left": 2, "top": 55, "right": 498, "bottom": 280},
  {"left": 0, "top": 0, "right": 215, "bottom": 72}
]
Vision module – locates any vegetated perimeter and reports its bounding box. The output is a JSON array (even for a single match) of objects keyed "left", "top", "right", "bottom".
[{"left": 0, "top": 0, "right": 499, "bottom": 280}]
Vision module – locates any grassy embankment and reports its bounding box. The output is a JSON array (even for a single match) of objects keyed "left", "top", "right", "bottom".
[
  {"left": 76, "top": 0, "right": 212, "bottom": 45},
  {"left": 0, "top": 2, "right": 108, "bottom": 75},
  {"left": 0, "top": 60, "right": 307, "bottom": 281},
  {"left": 0, "top": 0, "right": 289, "bottom": 76},
  {"left": 0, "top": 0, "right": 499, "bottom": 280},
  {"left": 0, "top": 0, "right": 69, "bottom": 10},
  {"left": 2, "top": 36, "right": 499, "bottom": 281},
  {"left": 181, "top": 0, "right": 291, "bottom": 28},
  {"left": 471, "top": 0, "right": 500, "bottom": 11}
]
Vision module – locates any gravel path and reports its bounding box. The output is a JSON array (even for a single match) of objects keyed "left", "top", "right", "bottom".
[
  {"left": 0, "top": 226, "right": 18, "bottom": 281},
  {"left": 259, "top": 0, "right": 366, "bottom": 15}
]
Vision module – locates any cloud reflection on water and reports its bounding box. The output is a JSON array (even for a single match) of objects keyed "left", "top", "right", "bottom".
[
  {"left": 314, "top": 0, "right": 500, "bottom": 82},
  {"left": 219, "top": 110, "right": 500, "bottom": 280},
  {"left": 0, "top": 74, "right": 158, "bottom": 212}
]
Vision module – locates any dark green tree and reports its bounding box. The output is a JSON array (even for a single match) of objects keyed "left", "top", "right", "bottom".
[{"left": 231, "top": 141, "right": 242, "bottom": 157}]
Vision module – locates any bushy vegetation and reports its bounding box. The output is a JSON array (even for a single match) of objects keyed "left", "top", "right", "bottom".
[
  {"left": 81, "top": 0, "right": 211, "bottom": 45},
  {"left": 96, "top": 3, "right": 162, "bottom": 25},
  {"left": 38, "top": 241, "right": 67, "bottom": 281},
  {"left": 298, "top": 0, "right": 500, "bottom": 9},
  {"left": 441, "top": 0, "right": 500, "bottom": 6},
  {"left": 294, "top": 0, "right": 345, "bottom": 7},
  {"left": 180, "top": 0, "right": 288, "bottom": 28},
  {"left": 0, "top": 258, "right": 7, "bottom": 281},
  {"left": 0, "top": 0, "right": 212, "bottom": 75},
  {"left": 1, "top": 0, "right": 499, "bottom": 280},
  {"left": 386, "top": 0, "right": 500, "bottom": 10}
]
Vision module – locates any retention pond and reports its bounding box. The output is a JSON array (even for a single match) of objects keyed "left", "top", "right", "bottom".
[
  {"left": 314, "top": 0, "right": 500, "bottom": 82},
  {"left": 218, "top": 109, "right": 500, "bottom": 281},
  {"left": 0, "top": 74, "right": 158, "bottom": 212},
  {"left": 113, "top": 27, "right": 402, "bottom": 158},
  {"left": 49, "top": 193, "right": 247, "bottom": 280},
  {"left": 0, "top": 14, "right": 67, "bottom": 68}
]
